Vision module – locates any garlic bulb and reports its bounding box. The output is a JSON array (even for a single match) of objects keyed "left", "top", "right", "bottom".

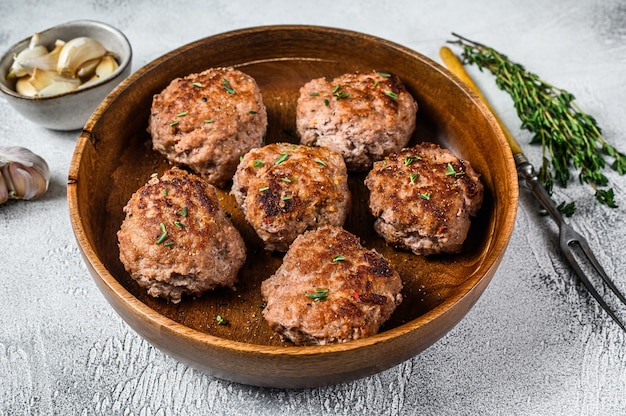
[
  {"left": 6, "top": 33, "right": 119, "bottom": 98},
  {"left": 0, "top": 146, "right": 50, "bottom": 204}
]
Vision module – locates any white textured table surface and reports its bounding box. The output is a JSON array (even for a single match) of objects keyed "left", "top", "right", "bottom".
[{"left": 2, "top": 1, "right": 626, "bottom": 414}]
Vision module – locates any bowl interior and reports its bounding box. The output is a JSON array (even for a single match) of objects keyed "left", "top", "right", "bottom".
[{"left": 69, "top": 26, "right": 517, "bottom": 364}]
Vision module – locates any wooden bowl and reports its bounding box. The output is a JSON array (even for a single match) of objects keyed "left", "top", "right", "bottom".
[{"left": 67, "top": 25, "right": 518, "bottom": 388}]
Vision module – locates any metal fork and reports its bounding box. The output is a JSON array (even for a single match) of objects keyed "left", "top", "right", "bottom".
[
  {"left": 440, "top": 46, "right": 626, "bottom": 331},
  {"left": 516, "top": 154, "right": 626, "bottom": 331}
]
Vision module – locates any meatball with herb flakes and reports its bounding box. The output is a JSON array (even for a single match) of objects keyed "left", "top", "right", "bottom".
[
  {"left": 296, "top": 70, "right": 418, "bottom": 171},
  {"left": 231, "top": 142, "right": 351, "bottom": 252},
  {"left": 365, "top": 142, "right": 484, "bottom": 255},
  {"left": 148, "top": 67, "right": 267, "bottom": 188},
  {"left": 117, "top": 167, "right": 246, "bottom": 303},
  {"left": 261, "top": 225, "right": 403, "bottom": 346}
]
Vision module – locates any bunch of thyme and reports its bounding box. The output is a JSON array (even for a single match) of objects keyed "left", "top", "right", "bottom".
[{"left": 449, "top": 33, "right": 626, "bottom": 209}]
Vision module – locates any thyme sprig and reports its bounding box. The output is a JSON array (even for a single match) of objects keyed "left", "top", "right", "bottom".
[{"left": 449, "top": 33, "right": 626, "bottom": 208}]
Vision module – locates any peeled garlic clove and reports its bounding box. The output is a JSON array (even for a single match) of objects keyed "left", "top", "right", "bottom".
[
  {"left": 29, "top": 32, "right": 43, "bottom": 49},
  {"left": 19, "top": 39, "right": 65, "bottom": 72},
  {"left": 28, "top": 67, "right": 80, "bottom": 91},
  {"left": 56, "top": 37, "right": 107, "bottom": 78},
  {"left": 0, "top": 146, "right": 50, "bottom": 203},
  {"left": 76, "top": 57, "right": 102, "bottom": 79},
  {"left": 37, "top": 80, "right": 79, "bottom": 97},
  {"left": 95, "top": 54, "right": 118, "bottom": 77},
  {"left": 79, "top": 55, "right": 119, "bottom": 88},
  {"left": 6, "top": 44, "right": 48, "bottom": 79},
  {"left": 15, "top": 77, "right": 38, "bottom": 97}
]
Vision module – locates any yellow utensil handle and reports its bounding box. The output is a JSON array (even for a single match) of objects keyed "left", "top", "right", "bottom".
[{"left": 439, "top": 46, "right": 523, "bottom": 156}]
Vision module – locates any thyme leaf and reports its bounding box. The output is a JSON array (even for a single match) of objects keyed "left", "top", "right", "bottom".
[
  {"left": 275, "top": 152, "right": 289, "bottom": 165},
  {"left": 306, "top": 288, "right": 329, "bottom": 301},
  {"left": 155, "top": 223, "right": 167, "bottom": 245},
  {"left": 445, "top": 163, "right": 465, "bottom": 177},
  {"left": 222, "top": 77, "right": 235, "bottom": 94},
  {"left": 384, "top": 90, "right": 398, "bottom": 100}
]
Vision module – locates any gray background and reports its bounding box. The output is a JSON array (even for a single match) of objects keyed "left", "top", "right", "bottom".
[{"left": 2, "top": 0, "right": 626, "bottom": 414}]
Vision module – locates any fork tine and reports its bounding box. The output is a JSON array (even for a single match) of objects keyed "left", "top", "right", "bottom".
[
  {"left": 572, "top": 236, "right": 626, "bottom": 306},
  {"left": 561, "top": 232, "right": 626, "bottom": 331}
]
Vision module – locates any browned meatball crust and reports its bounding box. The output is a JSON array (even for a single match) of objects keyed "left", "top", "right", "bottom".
[
  {"left": 148, "top": 67, "right": 267, "bottom": 188},
  {"left": 117, "top": 167, "right": 246, "bottom": 303},
  {"left": 261, "top": 225, "right": 403, "bottom": 346},
  {"left": 296, "top": 70, "right": 418, "bottom": 171},
  {"left": 231, "top": 142, "right": 351, "bottom": 252},
  {"left": 365, "top": 142, "right": 484, "bottom": 255}
]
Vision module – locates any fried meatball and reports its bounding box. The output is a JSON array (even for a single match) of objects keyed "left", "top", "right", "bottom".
[
  {"left": 261, "top": 225, "right": 403, "bottom": 345},
  {"left": 148, "top": 67, "right": 267, "bottom": 188},
  {"left": 296, "top": 70, "right": 418, "bottom": 171},
  {"left": 364, "top": 142, "right": 484, "bottom": 255},
  {"left": 117, "top": 167, "right": 246, "bottom": 303},
  {"left": 231, "top": 142, "right": 350, "bottom": 252}
]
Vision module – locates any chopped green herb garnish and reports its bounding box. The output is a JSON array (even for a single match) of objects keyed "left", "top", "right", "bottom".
[
  {"left": 281, "top": 195, "right": 292, "bottom": 201},
  {"left": 332, "top": 254, "right": 345, "bottom": 262},
  {"left": 324, "top": 99, "right": 329, "bottom": 107},
  {"left": 163, "top": 187, "right": 168, "bottom": 196},
  {"left": 275, "top": 152, "right": 289, "bottom": 165},
  {"left": 176, "top": 111, "right": 188, "bottom": 117},
  {"left": 333, "top": 84, "right": 349, "bottom": 100},
  {"left": 259, "top": 186, "right": 270, "bottom": 192},
  {"left": 384, "top": 90, "right": 398, "bottom": 100},
  {"left": 404, "top": 155, "right": 420, "bottom": 165},
  {"left": 280, "top": 177, "right": 292, "bottom": 183},
  {"left": 409, "top": 172, "right": 419, "bottom": 184},
  {"left": 204, "top": 119, "right": 213, "bottom": 123},
  {"left": 169, "top": 120, "right": 179, "bottom": 126},
  {"left": 222, "top": 77, "right": 235, "bottom": 94},
  {"left": 309, "top": 92, "right": 320, "bottom": 96},
  {"left": 155, "top": 223, "right": 167, "bottom": 245},
  {"left": 420, "top": 192, "right": 431, "bottom": 200},
  {"left": 191, "top": 82, "right": 203, "bottom": 87},
  {"left": 377, "top": 72, "right": 391, "bottom": 78},
  {"left": 249, "top": 110, "right": 257, "bottom": 114},
  {"left": 315, "top": 159, "right": 327, "bottom": 167},
  {"left": 306, "top": 288, "right": 329, "bottom": 301},
  {"left": 216, "top": 315, "right": 228, "bottom": 325},
  {"left": 181, "top": 206, "right": 188, "bottom": 217},
  {"left": 174, "top": 221, "right": 185, "bottom": 228},
  {"left": 445, "top": 163, "right": 465, "bottom": 177},
  {"left": 253, "top": 160, "right": 265, "bottom": 168}
]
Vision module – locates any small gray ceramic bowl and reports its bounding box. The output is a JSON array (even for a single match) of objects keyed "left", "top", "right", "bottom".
[{"left": 0, "top": 20, "right": 132, "bottom": 131}]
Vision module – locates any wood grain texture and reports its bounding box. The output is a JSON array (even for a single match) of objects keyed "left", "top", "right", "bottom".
[{"left": 67, "top": 25, "right": 517, "bottom": 388}]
